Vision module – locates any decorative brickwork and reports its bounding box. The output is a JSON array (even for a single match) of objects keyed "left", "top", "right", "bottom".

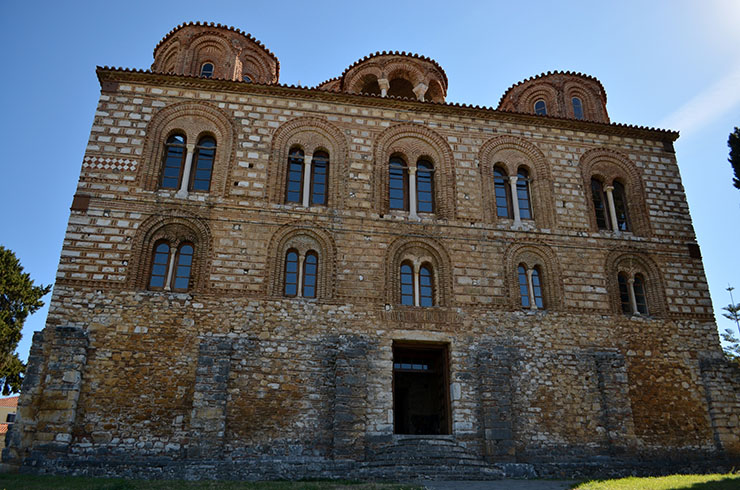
[{"left": 7, "top": 21, "right": 740, "bottom": 482}]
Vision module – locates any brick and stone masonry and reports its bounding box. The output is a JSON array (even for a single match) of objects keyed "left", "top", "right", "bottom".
[{"left": 3, "top": 22, "right": 739, "bottom": 480}]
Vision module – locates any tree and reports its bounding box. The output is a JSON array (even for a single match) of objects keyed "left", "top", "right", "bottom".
[
  {"left": 729, "top": 126, "right": 740, "bottom": 190},
  {"left": 721, "top": 302, "right": 740, "bottom": 366},
  {"left": 0, "top": 246, "right": 51, "bottom": 394}
]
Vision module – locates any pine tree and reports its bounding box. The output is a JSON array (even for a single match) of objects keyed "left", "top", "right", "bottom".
[
  {"left": 721, "top": 302, "right": 740, "bottom": 366},
  {"left": 729, "top": 127, "right": 740, "bottom": 190},
  {"left": 0, "top": 246, "right": 51, "bottom": 394}
]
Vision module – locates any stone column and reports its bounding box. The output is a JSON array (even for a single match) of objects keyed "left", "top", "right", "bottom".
[
  {"left": 176, "top": 143, "right": 196, "bottom": 198},
  {"left": 526, "top": 267, "right": 538, "bottom": 310},
  {"left": 508, "top": 175, "right": 521, "bottom": 225},
  {"left": 413, "top": 82, "right": 428, "bottom": 102},
  {"left": 408, "top": 166, "right": 418, "bottom": 219},
  {"left": 413, "top": 266, "right": 421, "bottom": 307},
  {"left": 164, "top": 249, "right": 177, "bottom": 291},
  {"left": 378, "top": 78, "right": 389, "bottom": 97},
  {"left": 604, "top": 185, "right": 619, "bottom": 233},
  {"left": 627, "top": 276, "right": 639, "bottom": 315},
  {"left": 297, "top": 254, "right": 305, "bottom": 297},
  {"left": 302, "top": 153, "right": 313, "bottom": 207}
]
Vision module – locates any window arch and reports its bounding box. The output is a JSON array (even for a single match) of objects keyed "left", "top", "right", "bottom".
[
  {"left": 606, "top": 252, "right": 665, "bottom": 317},
  {"left": 534, "top": 99, "right": 547, "bottom": 115},
  {"left": 200, "top": 62, "right": 214, "bottom": 78},
  {"left": 617, "top": 271, "right": 648, "bottom": 315},
  {"left": 416, "top": 159, "right": 434, "bottom": 213},
  {"left": 493, "top": 166, "right": 511, "bottom": 218},
  {"left": 160, "top": 134, "right": 187, "bottom": 189},
  {"left": 389, "top": 156, "right": 409, "bottom": 211},
  {"left": 590, "top": 177, "right": 630, "bottom": 232},
  {"left": 572, "top": 97, "right": 584, "bottom": 120},
  {"left": 398, "top": 261, "right": 436, "bottom": 307},
  {"left": 286, "top": 147, "right": 304, "bottom": 203},
  {"left": 283, "top": 248, "right": 320, "bottom": 299},
  {"left": 517, "top": 263, "right": 544, "bottom": 309},
  {"left": 147, "top": 241, "right": 194, "bottom": 292},
  {"left": 516, "top": 168, "right": 532, "bottom": 220},
  {"left": 191, "top": 136, "right": 216, "bottom": 192}
]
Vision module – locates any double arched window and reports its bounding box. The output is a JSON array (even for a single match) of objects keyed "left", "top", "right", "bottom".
[
  {"left": 159, "top": 134, "right": 217, "bottom": 195},
  {"left": 285, "top": 147, "right": 330, "bottom": 207},
  {"left": 493, "top": 166, "right": 532, "bottom": 222},
  {"left": 389, "top": 156, "right": 436, "bottom": 216},
  {"left": 518, "top": 264, "right": 544, "bottom": 309},
  {"left": 618, "top": 272, "right": 648, "bottom": 315},
  {"left": 148, "top": 241, "right": 194, "bottom": 292},
  {"left": 400, "top": 261, "right": 435, "bottom": 307},
  {"left": 284, "top": 249, "right": 319, "bottom": 298},
  {"left": 591, "top": 178, "right": 630, "bottom": 232}
]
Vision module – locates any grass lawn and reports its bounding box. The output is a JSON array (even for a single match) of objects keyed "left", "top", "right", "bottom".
[
  {"left": 572, "top": 473, "right": 740, "bottom": 489},
  {"left": 0, "top": 474, "right": 423, "bottom": 490}
]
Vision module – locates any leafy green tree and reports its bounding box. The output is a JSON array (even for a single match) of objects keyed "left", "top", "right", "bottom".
[
  {"left": 721, "top": 302, "right": 740, "bottom": 366},
  {"left": 730, "top": 127, "right": 740, "bottom": 190},
  {"left": 0, "top": 246, "right": 51, "bottom": 394}
]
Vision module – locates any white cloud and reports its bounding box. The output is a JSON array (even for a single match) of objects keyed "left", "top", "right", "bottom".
[{"left": 659, "top": 64, "right": 740, "bottom": 134}]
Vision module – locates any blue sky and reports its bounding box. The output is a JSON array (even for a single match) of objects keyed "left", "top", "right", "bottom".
[{"left": 1, "top": 0, "right": 739, "bottom": 362}]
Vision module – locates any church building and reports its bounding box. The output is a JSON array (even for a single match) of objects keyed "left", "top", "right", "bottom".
[{"left": 5, "top": 22, "right": 739, "bottom": 479}]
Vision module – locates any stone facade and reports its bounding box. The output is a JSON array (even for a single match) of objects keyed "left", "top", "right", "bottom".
[{"left": 5, "top": 22, "right": 739, "bottom": 480}]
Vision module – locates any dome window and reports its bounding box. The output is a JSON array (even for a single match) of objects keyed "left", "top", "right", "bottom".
[
  {"left": 572, "top": 97, "right": 584, "bottom": 119},
  {"left": 534, "top": 99, "right": 547, "bottom": 115},
  {"left": 200, "top": 62, "right": 214, "bottom": 78}
]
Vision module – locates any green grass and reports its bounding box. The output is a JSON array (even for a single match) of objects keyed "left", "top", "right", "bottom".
[
  {"left": 0, "top": 474, "right": 423, "bottom": 490},
  {"left": 572, "top": 473, "right": 740, "bottom": 490}
]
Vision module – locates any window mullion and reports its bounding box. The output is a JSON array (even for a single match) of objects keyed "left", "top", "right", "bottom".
[
  {"left": 627, "top": 276, "right": 639, "bottom": 315},
  {"left": 408, "top": 166, "right": 418, "bottom": 219},
  {"left": 604, "top": 185, "right": 619, "bottom": 234},
  {"left": 176, "top": 144, "right": 196, "bottom": 198},
  {"left": 526, "top": 267, "right": 537, "bottom": 310},
  {"left": 297, "top": 253, "right": 305, "bottom": 297},
  {"left": 301, "top": 153, "right": 313, "bottom": 207},
  {"left": 164, "top": 247, "right": 177, "bottom": 291},
  {"left": 413, "top": 266, "right": 420, "bottom": 307},
  {"left": 508, "top": 175, "right": 521, "bottom": 224}
]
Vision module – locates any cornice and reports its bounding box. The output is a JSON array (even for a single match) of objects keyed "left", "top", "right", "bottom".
[{"left": 96, "top": 67, "right": 679, "bottom": 143}]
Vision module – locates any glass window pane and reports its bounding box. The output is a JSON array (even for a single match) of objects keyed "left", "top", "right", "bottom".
[
  {"left": 517, "top": 170, "right": 532, "bottom": 220},
  {"left": 416, "top": 160, "right": 434, "bottom": 213},
  {"left": 518, "top": 265, "right": 529, "bottom": 307},
  {"left": 618, "top": 273, "right": 631, "bottom": 314},
  {"left": 302, "top": 253, "right": 318, "bottom": 298},
  {"left": 634, "top": 275, "right": 648, "bottom": 314},
  {"left": 400, "top": 263, "right": 414, "bottom": 305},
  {"left": 419, "top": 265, "right": 434, "bottom": 307},
  {"left": 591, "top": 179, "right": 609, "bottom": 230},
  {"left": 149, "top": 243, "right": 170, "bottom": 289},
  {"left": 172, "top": 244, "right": 193, "bottom": 292},
  {"left": 572, "top": 97, "right": 584, "bottom": 120},
  {"left": 612, "top": 181, "right": 630, "bottom": 231},
  {"left": 389, "top": 158, "right": 407, "bottom": 210},
  {"left": 494, "top": 168, "right": 511, "bottom": 218},
  {"left": 200, "top": 63, "right": 214, "bottom": 78},
  {"left": 532, "top": 268, "right": 544, "bottom": 308},
  {"left": 534, "top": 100, "right": 547, "bottom": 115},
  {"left": 286, "top": 150, "right": 304, "bottom": 203},
  {"left": 284, "top": 251, "right": 299, "bottom": 296},
  {"left": 310, "top": 153, "right": 329, "bottom": 206}
]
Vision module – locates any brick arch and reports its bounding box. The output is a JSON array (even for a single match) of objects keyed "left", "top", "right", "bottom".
[
  {"left": 563, "top": 81, "right": 608, "bottom": 122},
  {"left": 503, "top": 242, "right": 563, "bottom": 310},
  {"left": 154, "top": 42, "right": 181, "bottom": 73},
  {"left": 344, "top": 63, "right": 383, "bottom": 93},
  {"left": 384, "top": 62, "right": 425, "bottom": 88},
  {"left": 373, "top": 123, "right": 456, "bottom": 219},
  {"left": 580, "top": 148, "right": 651, "bottom": 236},
  {"left": 266, "top": 223, "right": 337, "bottom": 300},
  {"left": 185, "top": 32, "right": 235, "bottom": 79},
  {"left": 517, "top": 83, "right": 559, "bottom": 115},
  {"left": 128, "top": 210, "right": 212, "bottom": 293},
  {"left": 478, "top": 136, "right": 555, "bottom": 228},
  {"left": 267, "top": 117, "right": 349, "bottom": 208},
  {"left": 237, "top": 51, "right": 277, "bottom": 84},
  {"left": 139, "top": 101, "right": 236, "bottom": 197},
  {"left": 385, "top": 236, "right": 452, "bottom": 307},
  {"left": 605, "top": 250, "right": 666, "bottom": 317}
]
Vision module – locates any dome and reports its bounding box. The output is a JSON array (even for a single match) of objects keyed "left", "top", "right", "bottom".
[{"left": 152, "top": 22, "right": 279, "bottom": 84}]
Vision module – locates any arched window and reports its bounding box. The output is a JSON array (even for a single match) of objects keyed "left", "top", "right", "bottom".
[
  {"left": 286, "top": 147, "right": 304, "bottom": 203},
  {"left": 310, "top": 151, "right": 329, "bottom": 206},
  {"left": 494, "top": 166, "right": 512, "bottom": 218},
  {"left": 612, "top": 181, "right": 630, "bottom": 231},
  {"left": 518, "top": 264, "right": 544, "bottom": 309},
  {"left": 200, "top": 63, "right": 214, "bottom": 78},
  {"left": 572, "top": 97, "right": 584, "bottom": 120},
  {"left": 618, "top": 271, "right": 649, "bottom": 315},
  {"left": 419, "top": 264, "right": 434, "bottom": 306},
  {"left": 416, "top": 160, "right": 434, "bottom": 213},
  {"left": 284, "top": 249, "right": 299, "bottom": 296},
  {"left": 160, "top": 134, "right": 186, "bottom": 189},
  {"left": 591, "top": 178, "right": 610, "bottom": 230},
  {"left": 148, "top": 241, "right": 194, "bottom": 292},
  {"left": 389, "top": 157, "right": 409, "bottom": 210},
  {"left": 148, "top": 242, "right": 170, "bottom": 289},
  {"left": 399, "top": 261, "right": 435, "bottom": 307},
  {"left": 534, "top": 99, "right": 547, "bottom": 115},
  {"left": 302, "top": 251, "right": 318, "bottom": 298},
  {"left": 243, "top": 74, "right": 252, "bottom": 83},
  {"left": 518, "top": 265, "right": 530, "bottom": 308},
  {"left": 172, "top": 243, "right": 194, "bottom": 291},
  {"left": 191, "top": 136, "right": 216, "bottom": 192},
  {"left": 634, "top": 274, "right": 648, "bottom": 315},
  {"left": 400, "top": 261, "right": 414, "bottom": 306},
  {"left": 516, "top": 168, "right": 532, "bottom": 220}
]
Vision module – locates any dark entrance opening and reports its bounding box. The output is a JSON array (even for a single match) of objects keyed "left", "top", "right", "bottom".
[{"left": 393, "top": 342, "right": 450, "bottom": 435}]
